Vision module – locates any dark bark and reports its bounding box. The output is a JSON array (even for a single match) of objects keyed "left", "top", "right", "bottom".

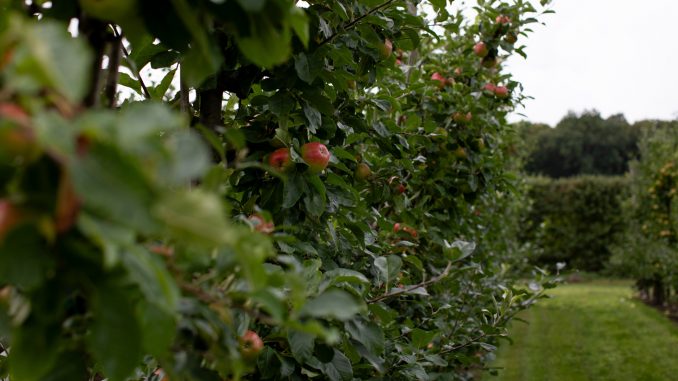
[
  {"left": 104, "top": 36, "right": 122, "bottom": 109},
  {"left": 79, "top": 17, "right": 108, "bottom": 107},
  {"left": 652, "top": 278, "right": 666, "bottom": 306}
]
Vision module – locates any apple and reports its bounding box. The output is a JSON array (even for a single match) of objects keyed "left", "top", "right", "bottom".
[
  {"left": 380, "top": 39, "right": 393, "bottom": 59},
  {"left": 355, "top": 163, "right": 372, "bottom": 180},
  {"left": 481, "top": 56, "right": 497, "bottom": 68},
  {"left": 453, "top": 112, "right": 471, "bottom": 123},
  {"left": 240, "top": 330, "right": 264, "bottom": 360},
  {"left": 248, "top": 214, "right": 275, "bottom": 234},
  {"left": 454, "top": 67, "right": 463, "bottom": 76},
  {"left": 505, "top": 32, "right": 518, "bottom": 44},
  {"left": 431, "top": 72, "right": 447, "bottom": 89},
  {"left": 494, "top": 86, "right": 509, "bottom": 98},
  {"left": 495, "top": 15, "right": 511, "bottom": 24},
  {"left": 402, "top": 226, "right": 418, "bottom": 238},
  {"left": 347, "top": 80, "right": 357, "bottom": 90},
  {"left": 393, "top": 223, "right": 401, "bottom": 233},
  {"left": 301, "top": 142, "right": 330, "bottom": 173},
  {"left": 483, "top": 83, "right": 496, "bottom": 93},
  {"left": 0, "top": 103, "right": 30, "bottom": 126},
  {"left": 268, "top": 147, "right": 293, "bottom": 172},
  {"left": 396, "top": 183, "right": 406, "bottom": 194},
  {"left": 473, "top": 42, "right": 488, "bottom": 57},
  {"left": 0, "top": 200, "right": 23, "bottom": 242},
  {"left": 396, "top": 59, "right": 402, "bottom": 65},
  {"left": 454, "top": 147, "right": 467, "bottom": 159}
]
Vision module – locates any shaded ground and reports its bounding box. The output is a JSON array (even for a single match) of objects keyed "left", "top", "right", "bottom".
[{"left": 487, "top": 280, "right": 678, "bottom": 381}]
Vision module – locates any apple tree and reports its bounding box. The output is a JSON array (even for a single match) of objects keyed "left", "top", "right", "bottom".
[{"left": 0, "top": 0, "right": 554, "bottom": 380}]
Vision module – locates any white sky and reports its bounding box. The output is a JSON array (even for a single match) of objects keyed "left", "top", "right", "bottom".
[{"left": 506, "top": 0, "right": 678, "bottom": 126}]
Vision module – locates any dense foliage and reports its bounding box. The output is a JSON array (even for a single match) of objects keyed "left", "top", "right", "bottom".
[
  {"left": 0, "top": 0, "right": 554, "bottom": 380},
  {"left": 520, "top": 111, "right": 640, "bottom": 178},
  {"left": 521, "top": 176, "right": 628, "bottom": 272},
  {"left": 610, "top": 124, "right": 678, "bottom": 306}
]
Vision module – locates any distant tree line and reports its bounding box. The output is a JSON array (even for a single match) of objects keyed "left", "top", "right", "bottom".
[{"left": 517, "top": 110, "right": 678, "bottom": 178}]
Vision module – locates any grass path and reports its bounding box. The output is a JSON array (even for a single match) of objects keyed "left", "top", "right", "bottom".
[{"left": 488, "top": 280, "right": 678, "bottom": 381}]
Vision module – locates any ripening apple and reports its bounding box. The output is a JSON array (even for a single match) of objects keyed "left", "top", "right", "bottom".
[
  {"left": 355, "top": 163, "right": 372, "bottom": 180},
  {"left": 380, "top": 39, "right": 393, "bottom": 59},
  {"left": 473, "top": 42, "right": 488, "bottom": 57},
  {"left": 0, "top": 200, "right": 23, "bottom": 242},
  {"left": 505, "top": 32, "right": 518, "bottom": 44},
  {"left": 268, "top": 147, "right": 293, "bottom": 172},
  {"left": 494, "top": 86, "right": 509, "bottom": 98},
  {"left": 483, "top": 83, "right": 496, "bottom": 93},
  {"left": 495, "top": 15, "right": 511, "bottom": 24},
  {"left": 453, "top": 112, "right": 471, "bottom": 123},
  {"left": 431, "top": 72, "right": 447, "bottom": 89},
  {"left": 239, "top": 330, "right": 264, "bottom": 360},
  {"left": 301, "top": 142, "right": 330, "bottom": 173}
]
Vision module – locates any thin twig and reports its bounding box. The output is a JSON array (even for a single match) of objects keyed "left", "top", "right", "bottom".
[
  {"left": 439, "top": 332, "right": 489, "bottom": 354},
  {"left": 367, "top": 261, "right": 453, "bottom": 304},
  {"left": 104, "top": 35, "right": 122, "bottom": 108},
  {"left": 110, "top": 25, "right": 152, "bottom": 100},
  {"left": 318, "top": 0, "right": 398, "bottom": 47}
]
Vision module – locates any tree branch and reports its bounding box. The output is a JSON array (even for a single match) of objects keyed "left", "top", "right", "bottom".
[
  {"left": 367, "top": 261, "right": 453, "bottom": 304},
  {"left": 104, "top": 35, "right": 122, "bottom": 108},
  {"left": 318, "top": 0, "right": 398, "bottom": 47},
  {"left": 110, "top": 26, "right": 152, "bottom": 100}
]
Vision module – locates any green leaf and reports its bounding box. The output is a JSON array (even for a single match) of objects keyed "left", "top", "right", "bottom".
[
  {"left": 236, "top": 17, "right": 292, "bottom": 69},
  {"left": 18, "top": 21, "right": 93, "bottom": 102},
  {"left": 72, "top": 142, "right": 158, "bottom": 233},
  {"left": 288, "top": 330, "right": 315, "bottom": 362},
  {"left": 9, "top": 320, "right": 60, "bottom": 381},
  {"left": 121, "top": 248, "right": 180, "bottom": 311},
  {"left": 152, "top": 189, "right": 232, "bottom": 247},
  {"left": 289, "top": 6, "right": 310, "bottom": 47},
  {"left": 303, "top": 103, "right": 322, "bottom": 133},
  {"left": 149, "top": 68, "right": 177, "bottom": 99},
  {"left": 138, "top": 301, "right": 177, "bottom": 358},
  {"left": 87, "top": 281, "right": 143, "bottom": 381},
  {"left": 374, "top": 255, "right": 402, "bottom": 284},
  {"left": 300, "top": 289, "right": 364, "bottom": 321},
  {"left": 0, "top": 225, "right": 52, "bottom": 290},
  {"left": 322, "top": 349, "right": 353, "bottom": 381}
]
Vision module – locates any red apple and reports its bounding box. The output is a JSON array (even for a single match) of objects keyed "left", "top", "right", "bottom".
[
  {"left": 239, "top": 330, "right": 264, "bottom": 360},
  {"left": 248, "top": 214, "right": 275, "bottom": 234},
  {"left": 301, "top": 142, "right": 330, "bottom": 173},
  {"left": 494, "top": 86, "right": 509, "bottom": 98},
  {"left": 483, "top": 83, "right": 496, "bottom": 93},
  {"left": 395, "top": 58, "right": 402, "bottom": 65},
  {"left": 397, "top": 183, "right": 406, "bottom": 194},
  {"left": 473, "top": 42, "right": 488, "bottom": 57},
  {"left": 268, "top": 147, "right": 293, "bottom": 172},
  {"left": 393, "top": 223, "right": 401, "bottom": 233},
  {"left": 431, "top": 72, "right": 447, "bottom": 89},
  {"left": 495, "top": 15, "right": 511, "bottom": 24}
]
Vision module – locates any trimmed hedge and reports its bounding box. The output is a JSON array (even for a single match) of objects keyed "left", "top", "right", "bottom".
[{"left": 521, "top": 176, "right": 629, "bottom": 272}]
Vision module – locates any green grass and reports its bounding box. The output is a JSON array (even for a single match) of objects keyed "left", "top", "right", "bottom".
[{"left": 488, "top": 280, "right": 678, "bottom": 381}]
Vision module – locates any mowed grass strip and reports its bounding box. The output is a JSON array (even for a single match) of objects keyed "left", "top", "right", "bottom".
[{"left": 488, "top": 280, "right": 678, "bottom": 381}]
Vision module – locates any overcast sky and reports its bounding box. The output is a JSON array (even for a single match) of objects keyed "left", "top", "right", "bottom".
[{"left": 505, "top": 0, "right": 678, "bottom": 126}]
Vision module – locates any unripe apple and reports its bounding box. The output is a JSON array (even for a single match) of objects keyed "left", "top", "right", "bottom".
[
  {"left": 268, "top": 147, "right": 293, "bottom": 172},
  {"left": 473, "top": 42, "right": 488, "bottom": 57},
  {"left": 482, "top": 56, "right": 497, "bottom": 68},
  {"left": 494, "top": 86, "right": 509, "bottom": 98},
  {"left": 504, "top": 32, "right": 518, "bottom": 44},
  {"left": 495, "top": 15, "right": 511, "bottom": 24},
  {"left": 454, "top": 147, "right": 467, "bottom": 159},
  {"left": 380, "top": 39, "right": 393, "bottom": 59},
  {"left": 301, "top": 142, "right": 330, "bottom": 173},
  {"left": 347, "top": 80, "right": 357, "bottom": 90},
  {"left": 355, "top": 163, "right": 372, "bottom": 180},
  {"left": 239, "top": 330, "right": 264, "bottom": 360},
  {"left": 431, "top": 72, "right": 447, "bottom": 89}
]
